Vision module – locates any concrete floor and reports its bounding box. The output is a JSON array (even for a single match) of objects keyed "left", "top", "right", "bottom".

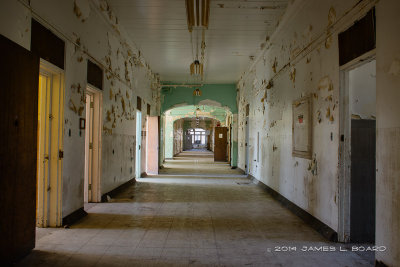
[{"left": 17, "top": 151, "right": 374, "bottom": 266}]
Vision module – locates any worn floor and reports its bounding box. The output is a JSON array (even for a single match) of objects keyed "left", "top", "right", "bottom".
[{"left": 17, "top": 151, "right": 374, "bottom": 266}]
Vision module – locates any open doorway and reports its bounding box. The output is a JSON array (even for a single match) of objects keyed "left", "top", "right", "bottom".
[
  {"left": 136, "top": 110, "right": 142, "bottom": 179},
  {"left": 146, "top": 116, "right": 159, "bottom": 175},
  {"left": 84, "top": 85, "right": 102, "bottom": 205},
  {"left": 339, "top": 58, "right": 376, "bottom": 243},
  {"left": 36, "top": 60, "right": 64, "bottom": 227}
]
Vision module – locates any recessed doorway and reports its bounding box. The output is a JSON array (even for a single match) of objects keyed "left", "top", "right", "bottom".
[
  {"left": 339, "top": 58, "right": 376, "bottom": 243},
  {"left": 84, "top": 85, "right": 102, "bottom": 204},
  {"left": 36, "top": 60, "right": 65, "bottom": 227}
]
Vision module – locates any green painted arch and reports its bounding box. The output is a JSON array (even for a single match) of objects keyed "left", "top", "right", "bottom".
[
  {"left": 165, "top": 105, "right": 232, "bottom": 125},
  {"left": 161, "top": 84, "right": 238, "bottom": 114},
  {"left": 162, "top": 104, "right": 238, "bottom": 168}
]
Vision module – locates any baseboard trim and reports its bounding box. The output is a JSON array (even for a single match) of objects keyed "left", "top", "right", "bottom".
[
  {"left": 62, "top": 207, "right": 87, "bottom": 226},
  {"left": 375, "top": 260, "right": 388, "bottom": 267},
  {"left": 238, "top": 168, "right": 246, "bottom": 175},
  {"left": 101, "top": 178, "right": 136, "bottom": 202},
  {"left": 248, "top": 175, "right": 338, "bottom": 242}
]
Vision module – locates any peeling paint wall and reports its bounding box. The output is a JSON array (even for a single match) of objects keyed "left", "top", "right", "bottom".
[
  {"left": 237, "top": 0, "right": 370, "bottom": 232},
  {"left": 0, "top": 0, "right": 160, "bottom": 217},
  {"left": 375, "top": 0, "right": 400, "bottom": 265}
]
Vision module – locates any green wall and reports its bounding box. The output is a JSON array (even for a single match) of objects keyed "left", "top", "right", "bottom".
[{"left": 161, "top": 84, "right": 238, "bottom": 113}]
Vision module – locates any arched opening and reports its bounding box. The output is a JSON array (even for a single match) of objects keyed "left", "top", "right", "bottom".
[{"left": 160, "top": 104, "right": 235, "bottom": 164}]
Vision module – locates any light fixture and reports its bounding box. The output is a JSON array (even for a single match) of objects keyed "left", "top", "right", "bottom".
[
  {"left": 186, "top": 0, "right": 209, "bottom": 81},
  {"left": 193, "top": 88, "right": 202, "bottom": 96},
  {"left": 190, "top": 60, "right": 203, "bottom": 76},
  {"left": 185, "top": 0, "right": 210, "bottom": 32}
]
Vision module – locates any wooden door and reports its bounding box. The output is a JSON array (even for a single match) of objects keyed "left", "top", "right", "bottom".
[
  {"left": 214, "top": 127, "right": 228, "bottom": 161},
  {"left": 350, "top": 119, "right": 376, "bottom": 242},
  {"left": 0, "top": 35, "right": 39, "bottom": 264},
  {"left": 146, "top": 116, "right": 159, "bottom": 175}
]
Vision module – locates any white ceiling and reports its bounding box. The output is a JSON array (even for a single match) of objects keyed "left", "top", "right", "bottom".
[{"left": 108, "top": 0, "right": 289, "bottom": 84}]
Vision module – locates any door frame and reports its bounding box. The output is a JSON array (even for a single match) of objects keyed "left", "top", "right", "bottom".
[
  {"left": 146, "top": 116, "right": 159, "bottom": 175},
  {"left": 84, "top": 84, "right": 102, "bottom": 203},
  {"left": 136, "top": 110, "right": 142, "bottom": 178},
  {"left": 36, "top": 59, "right": 64, "bottom": 227},
  {"left": 245, "top": 116, "right": 250, "bottom": 174},
  {"left": 338, "top": 49, "right": 376, "bottom": 242}
]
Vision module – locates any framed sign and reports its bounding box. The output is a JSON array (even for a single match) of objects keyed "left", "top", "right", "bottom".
[{"left": 292, "top": 95, "right": 312, "bottom": 159}]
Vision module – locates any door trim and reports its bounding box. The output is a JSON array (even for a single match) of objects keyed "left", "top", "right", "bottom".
[
  {"left": 338, "top": 53, "right": 375, "bottom": 242},
  {"left": 37, "top": 59, "right": 64, "bottom": 227},
  {"left": 84, "top": 85, "right": 102, "bottom": 203}
]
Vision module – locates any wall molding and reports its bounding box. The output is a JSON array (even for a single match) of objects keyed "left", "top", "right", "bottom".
[
  {"left": 375, "top": 260, "right": 388, "bottom": 267},
  {"left": 101, "top": 178, "right": 136, "bottom": 202},
  {"left": 62, "top": 207, "right": 87, "bottom": 226}
]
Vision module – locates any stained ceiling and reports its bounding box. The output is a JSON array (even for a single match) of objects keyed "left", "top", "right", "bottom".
[{"left": 108, "top": 0, "right": 289, "bottom": 84}]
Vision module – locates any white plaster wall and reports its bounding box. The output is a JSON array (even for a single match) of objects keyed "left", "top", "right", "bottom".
[
  {"left": 375, "top": 0, "right": 400, "bottom": 265},
  {"left": 0, "top": 0, "right": 160, "bottom": 217},
  {"left": 237, "top": 0, "right": 370, "bottom": 231},
  {"left": 349, "top": 60, "right": 376, "bottom": 119}
]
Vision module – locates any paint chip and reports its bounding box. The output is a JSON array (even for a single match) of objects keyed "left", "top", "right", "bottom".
[
  {"left": 326, "top": 107, "right": 331, "bottom": 118},
  {"left": 328, "top": 7, "right": 336, "bottom": 26},
  {"left": 74, "top": 0, "right": 91, "bottom": 22},
  {"left": 318, "top": 76, "right": 333, "bottom": 91},
  {"left": 389, "top": 59, "right": 400, "bottom": 76},
  {"left": 272, "top": 57, "right": 278, "bottom": 73},
  {"left": 325, "top": 35, "right": 332, "bottom": 49},
  {"left": 289, "top": 67, "right": 296, "bottom": 84}
]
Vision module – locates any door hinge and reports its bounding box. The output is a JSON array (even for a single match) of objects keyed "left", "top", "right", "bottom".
[
  {"left": 59, "top": 150, "right": 64, "bottom": 159},
  {"left": 89, "top": 143, "right": 93, "bottom": 149},
  {"left": 88, "top": 184, "right": 92, "bottom": 191},
  {"left": 90, "top": 101, "right": 94, "bottom": 108},
  {"left": 49, "top": 114, "right": 54, "bottom": 120},
  {"left": 44, "top": 154, "right": 49, "bottom": 160}
]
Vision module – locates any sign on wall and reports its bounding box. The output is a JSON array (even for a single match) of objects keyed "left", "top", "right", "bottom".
[{"left": 292, "top": 96, "right": 312, "bottom": 159}]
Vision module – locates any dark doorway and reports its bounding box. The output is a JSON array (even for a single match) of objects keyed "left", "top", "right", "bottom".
[{"left": 350, "top": 119, "right": 376, "bottom": 242}]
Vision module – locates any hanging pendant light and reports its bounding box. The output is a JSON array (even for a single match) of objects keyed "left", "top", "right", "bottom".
[
  {"left": 193, "top": 88, "right": 202, "bottom": 96},
  {"left": 190, "top": 60, "right": 203, "bottom": 77}
]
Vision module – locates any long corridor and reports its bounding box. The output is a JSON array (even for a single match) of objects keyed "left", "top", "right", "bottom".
[{"left": 18, "top": 151, "right": 374, "bottom": 266}]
